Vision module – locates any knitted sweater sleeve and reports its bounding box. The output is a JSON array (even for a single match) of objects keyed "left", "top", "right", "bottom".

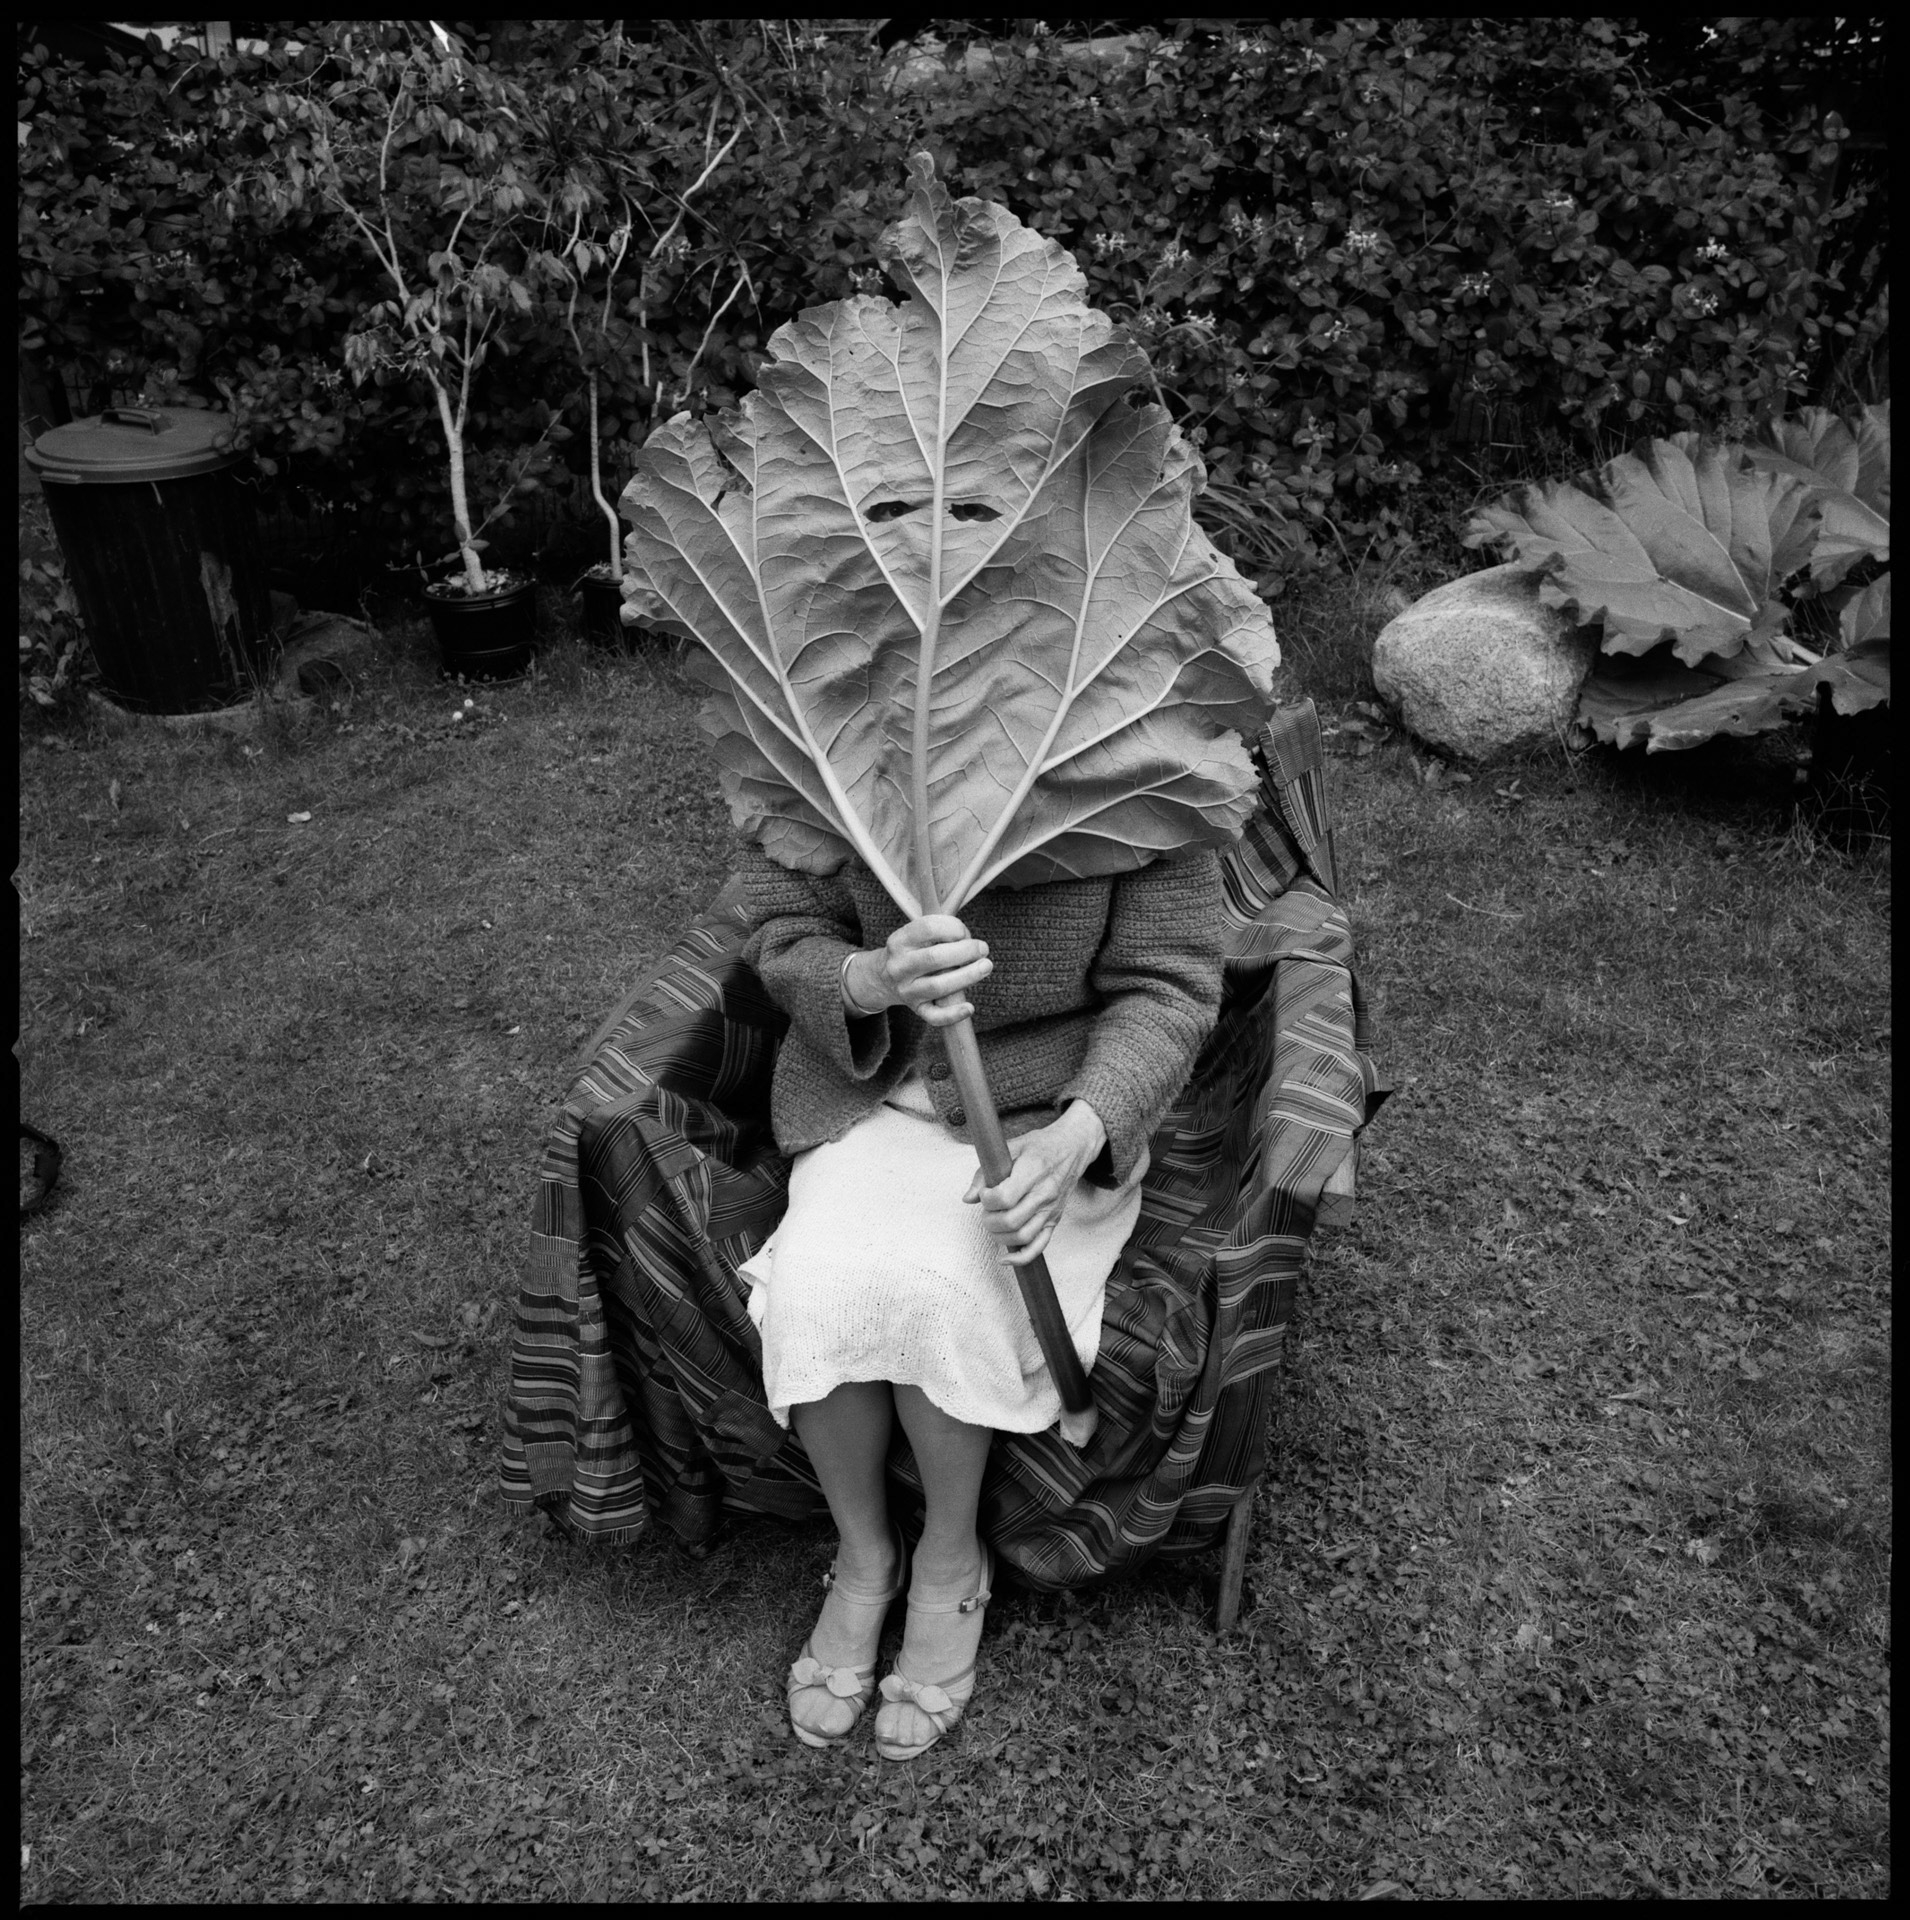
[
  {"left": 735, "top": 839, "right": 904, "bottom": 1081},
  {"left": 1056, "top": 849, "right": 1226, "bottom": 1187}
]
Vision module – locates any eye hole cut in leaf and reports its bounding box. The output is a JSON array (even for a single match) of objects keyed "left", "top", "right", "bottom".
[
  {"left": 618, "top": 151, "right": 1280, "bottom": 920},
  {"left": 1743, "top": 401, "right": 1890, "bottom": 588},
  {"left": 1465, "top": 437, "right": 1817, "bottom": 670}
]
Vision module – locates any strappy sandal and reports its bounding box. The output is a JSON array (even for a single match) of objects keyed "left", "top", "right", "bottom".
[
  {"left": 874, "top": 1544, "right": 994, "bottom": 1762},
  {"left": 786, "top": 1530, "right": 908, "bottom": 1749}
]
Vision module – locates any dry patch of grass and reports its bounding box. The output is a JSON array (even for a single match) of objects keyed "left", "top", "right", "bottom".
[{"left": 19, "top": 620, "right": 1889, "bottom": 1899}]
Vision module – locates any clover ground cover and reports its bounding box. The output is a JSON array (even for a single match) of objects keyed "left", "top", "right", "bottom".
[{"left": 18, "top": 595, "right": 1889, "bottom": 1898}]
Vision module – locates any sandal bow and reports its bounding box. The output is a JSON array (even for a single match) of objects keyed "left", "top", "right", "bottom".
[
  {"left": 878, "top": 1670, "right": 957, "bottom": 1719},
  {"left": 789, "top": 1655, "right": 868, "bottom": 1701}
]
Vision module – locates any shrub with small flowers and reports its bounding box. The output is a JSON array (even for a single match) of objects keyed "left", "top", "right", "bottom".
[
  {"left": 19, "top": 18, "right": 1879, "bottom": 595},
  {"left": 883, "top": 17, "right": 1882, "bottom": 578}
]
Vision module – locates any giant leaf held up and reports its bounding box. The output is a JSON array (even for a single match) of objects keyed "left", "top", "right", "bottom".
[
  {"left": 618, "top": 152, "right": 1281, "bottom": 1442},
  {"left": 618, "top": 151, "right": 1280, "bottom": 920}
]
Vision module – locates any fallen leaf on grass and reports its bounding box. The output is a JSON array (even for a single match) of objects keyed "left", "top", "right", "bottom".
[
  {"left": 411, "top": 1331, "right": 453, "bottom": 1350},
  {"left": 1685, "top": 1536, "right": 1722, "bottom": 1567},
  {"left": 287, "top": 812, "right": 313, "bottom": 824}
]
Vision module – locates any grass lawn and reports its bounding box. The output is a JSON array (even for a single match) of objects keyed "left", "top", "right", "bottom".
[{"left": 18, "top": 582, "right": 1891, "bottom": 1900}]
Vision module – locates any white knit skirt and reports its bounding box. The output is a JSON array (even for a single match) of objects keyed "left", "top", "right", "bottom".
[{"left": 740, "top": 1077, "right": 1146, "bottom": 1433}]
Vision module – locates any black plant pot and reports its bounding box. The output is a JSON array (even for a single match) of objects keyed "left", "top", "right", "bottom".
[
  {"left": 424, "top": 574, "right": 536, "bottom": 681},
  {"left": 576, "top": 569, "right": 626, "bottom": 649}
]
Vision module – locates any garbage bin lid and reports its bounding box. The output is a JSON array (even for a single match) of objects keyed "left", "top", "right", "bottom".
[{"left": 25, "top": 405, "right": 243, "bottom": 484}]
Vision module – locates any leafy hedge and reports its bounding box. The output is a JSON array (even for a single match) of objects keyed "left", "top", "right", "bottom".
[{"left": 17, "top": 19, "right": 1886, "bottom": 591}]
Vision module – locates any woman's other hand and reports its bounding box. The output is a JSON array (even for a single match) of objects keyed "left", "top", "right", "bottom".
[
  {"left": 845, "top": 916, "right": 992, "bottom": 1028},
  {"left": 962, "top": 1101, "right": 1108, "bottom": 1266}
]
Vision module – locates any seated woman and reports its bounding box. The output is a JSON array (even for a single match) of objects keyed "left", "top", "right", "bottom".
[{"left": 736, "top": 838, "right": 1224, "bottom": 1760}]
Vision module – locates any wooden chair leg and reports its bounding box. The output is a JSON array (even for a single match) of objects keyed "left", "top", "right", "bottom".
[{"left": 1215, "top": 1488, "right": 1255, "bottom": 1633}]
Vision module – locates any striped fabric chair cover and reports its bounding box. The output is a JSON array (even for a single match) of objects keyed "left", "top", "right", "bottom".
[{"left": 500, "top": 699, "right": 1386, "bottom": 1591}]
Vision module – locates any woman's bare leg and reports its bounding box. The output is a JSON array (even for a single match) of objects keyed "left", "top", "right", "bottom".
[
  {"left": 878, "top": 1387, "right": 993, "bottom": 1752},
  {"left": 790, "top": 1382, "right": 909, "bottom": 1743},
  {"left": 784, "top": 1382, "right": 904, "bottom": 1742},
  {"left": 790, "top": 1382, "right": 902, "bottom": 1660},
  {"left": 892, "top": 1385, "right": 991, "bottom": 1587}
]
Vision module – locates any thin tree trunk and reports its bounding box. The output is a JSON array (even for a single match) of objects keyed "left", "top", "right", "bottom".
[
  {"left": 433, "top": 377, "right": 488, "bottom": 594},
  {"left": 588, "top": 371, "right": 621, "bottom": 574}
]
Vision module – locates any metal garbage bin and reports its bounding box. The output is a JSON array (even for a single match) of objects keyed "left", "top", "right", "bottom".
[{"left": 25, "top": 405, "right": 272, "bottom": 714}]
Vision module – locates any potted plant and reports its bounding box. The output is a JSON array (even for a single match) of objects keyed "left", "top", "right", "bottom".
[
  {"left": 527, "top": 33, "right": 750, "bottom": 649},
  {"left": 240, "top": 24, "right": 564, "bottom": 678}
]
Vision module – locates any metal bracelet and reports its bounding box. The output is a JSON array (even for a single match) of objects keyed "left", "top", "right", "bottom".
[{"left": 840, "top": 949, "right": 882, "bottom": 1016}]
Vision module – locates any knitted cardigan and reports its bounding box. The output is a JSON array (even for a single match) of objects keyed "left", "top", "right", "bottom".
[{"left": 736, "top": 838, "right": 1225, "bottom": 1188}]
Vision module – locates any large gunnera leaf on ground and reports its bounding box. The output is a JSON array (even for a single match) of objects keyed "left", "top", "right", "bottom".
[
  {"left": 1578, "top": 640, "right": 1889, "bottom": 751},
  {"left": 1466, "top": 438, "right": 1816, "bottom": 668},
  {"left": 1744, "top": 402, "right": 1890, "bottom": 587},
  {"left": 618, "top": 153, "right": 1279, "bottom": 917}
]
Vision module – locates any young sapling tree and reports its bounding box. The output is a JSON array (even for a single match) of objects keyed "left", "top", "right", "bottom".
[{"left": 239, "top": 24, "right": 561, "bottom": 595}]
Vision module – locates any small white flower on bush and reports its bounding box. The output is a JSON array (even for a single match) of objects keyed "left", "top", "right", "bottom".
[
  {"left": 1540, "top": 194, "right": 1576, "bottom": 219},
  {"left": 1158, "top": 240, "right": 1190, "bottom": 273},
  {"left": 1456, "top": 272, "right": 1494, "bottom": 299},
  {"left": 1683, "top": 286, "right": 1721, "bottom": 317},
  {"left": 1092, "top": 232, "right": 1130, "bottom": 258},
  {"left": 1318, "top": 317, "right": 1353, "bottom": 347},
  {"left": 1697, "top": 240, "right": 1731, "bottom": 265},
  {"left": 1344, "top": 227, "right": 1382, "bottom": 256},
  {"left": 849, "top": 267, "right": 882, "bottom": 294}
]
